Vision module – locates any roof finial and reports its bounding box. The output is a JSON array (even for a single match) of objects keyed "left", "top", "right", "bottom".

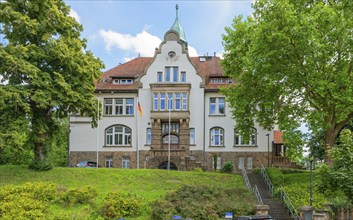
[{"left": 176, "top": 4, "right": 179, "bottom": 18}]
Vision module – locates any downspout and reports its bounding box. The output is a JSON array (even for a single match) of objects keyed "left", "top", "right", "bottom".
[{"left": 203, "top": 89, "right": 206, "bottom": 166}]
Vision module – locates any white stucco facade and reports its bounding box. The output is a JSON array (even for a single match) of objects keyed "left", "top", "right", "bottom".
[{"left": 69, "top": 15, "right": 277, "bottom": 171}]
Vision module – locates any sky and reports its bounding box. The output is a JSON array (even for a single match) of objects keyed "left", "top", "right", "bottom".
[{"left": 64, "top": 0, "right": 255, "bottom": 70}]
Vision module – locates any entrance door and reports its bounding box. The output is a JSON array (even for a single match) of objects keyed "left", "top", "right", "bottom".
[{"left": 158, "top": 161, "right": 178, "bottom": 170}]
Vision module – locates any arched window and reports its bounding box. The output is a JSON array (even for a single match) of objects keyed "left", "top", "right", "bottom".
[
  {"left": 234, "top": 128, "right": 257, "bottom": 146},
  {"left": 210, "top": 127, "right": 224, "bottom": 146},
  {"left": 105, "top": 125, "right": 132, "bottom": 146}
]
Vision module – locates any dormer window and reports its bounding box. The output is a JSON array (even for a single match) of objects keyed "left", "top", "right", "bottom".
[
  {"left": 210, "top": 77, "right": 232, "bottom": 84},
  {"left": 112, "top": 79, "right": 134, "bottom": 84}
]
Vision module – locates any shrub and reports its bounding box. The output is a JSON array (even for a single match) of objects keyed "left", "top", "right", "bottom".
[
  {"left": 193, "top": 167, "right": 203, "bottom": 172},
  {"left": 266, "top": 168, "right": 284, "bottom": 187},
  {"left": 221, "top": 161, "right": 234, "bottom": 173},
  {"left": 151, "top": 185, "right": 255, "bottom": 219},
  {"left": 0, "top": 182, "right": 57, "bottom": 219},
  {"left": 102, "top": 191, "right": 142, "bottom": 218},
  {"left": 29, "top": 159, "right": 53, "bottom": 171},
  {"left": 59, "top": 186, "right": 97, "bottom": 206}
]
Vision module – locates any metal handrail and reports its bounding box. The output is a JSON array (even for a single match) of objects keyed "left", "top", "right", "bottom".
[
  {"left": 260, "top": 165, "right": 300, "bottom": 220},
  {"left": 260, "top": 165, "right": 274, "bottom": 197},
  {"left": 253, "top": 185, "right": 263, "bottom": 205},
  {"left": 241, "top": 166, "right": 263, "bottom": 205},
  {"left": 279, "top": 188, "right": 300, "bottom": 220},
  {"left": 241, "top": 165, "right": 252, "bottom": 190}
]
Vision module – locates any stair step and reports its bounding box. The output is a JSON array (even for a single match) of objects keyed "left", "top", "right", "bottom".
[{"left": 248, "top": 173, "right": 292, "bottom": 220}]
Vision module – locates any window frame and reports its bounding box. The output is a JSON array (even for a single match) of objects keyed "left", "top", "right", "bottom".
[
  {"left": 157, "top": 72, "right": 163, "bottom": 83},
  {"left": 146, "top": 128, "right": 152, "bottom": 145},
  {"left": 234, "top": 127, "right": 257, "bottom": 147},
  {"left": 105, "top": 157, "right": 113, "bottom": 168},
  {"left": 104, "top": 98, "right": 135, "bottom": 116},
  {"left": 122, "top": 156, "right": 130, "bottom": 168},
  {"left": 210, "top": 127, "right": 224, "bottom": 147},
  {"left": 209, "top": 97, "right": 225, "bottom": 115},
  {"left": 181, "top": 71, "right": 186, "bottom": 83},
  {"left": 165, "top": 67, "right": 171, "bottom": 82},
  {"left": 190, "top": 128, "right": 195, "bottom": 145},
  {"left": 105, "top": 125, "right": 132, "bottom": 147}
]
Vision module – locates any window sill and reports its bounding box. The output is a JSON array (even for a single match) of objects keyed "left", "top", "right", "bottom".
[
  {"left": 103, "top": 145, "right": 132, "bottom": 148},
  {"left": 209, "top": 145, "right": 226, "bottom": 148},
  {"left": 233, "top": 145, "right": 258, "bottom": 147},
  {"left": 189, "top": 144, "right": 196, "bottom": 146},
  {"left": 208, "top": 114, "right": 226, "bottom": 117},
  {"left": 103, "top": 115, "right": 134, "bottom": 117}
]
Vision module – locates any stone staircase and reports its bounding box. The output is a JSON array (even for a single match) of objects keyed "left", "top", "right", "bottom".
[{"left": 248, "top": 172, "right": 292, "bottom": 220}]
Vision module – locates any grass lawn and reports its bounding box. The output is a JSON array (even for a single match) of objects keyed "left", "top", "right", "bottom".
[{"left": 0, "top": 165, "right": 249, "bottom": 219}]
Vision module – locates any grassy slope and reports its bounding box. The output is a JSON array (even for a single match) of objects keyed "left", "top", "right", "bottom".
[
  {"left": 0, "top": 165, "right": 247, "bottom": 219},
  {"left": 266, "top": 168, "right": 328, "bottom": 210}
]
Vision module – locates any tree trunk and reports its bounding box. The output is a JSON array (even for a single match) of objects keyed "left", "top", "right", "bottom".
[
  {"left": 34, "top": 142, "right": 45, "bottom": 161},
  {"left": 325, "top": 128, "right": 335, "bottom": 165},
  {"left": 31, "top": 107, "right": 52, "bottom": 163}
]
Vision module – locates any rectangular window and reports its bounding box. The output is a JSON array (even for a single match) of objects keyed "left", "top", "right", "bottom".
[
  {"left": 247, "top": 157, "right": 253, "bottom": 170},
  {"left": 153, "top": 93, "right": 158, "bottom": 111},
  {"left": 175, "top": 93, "right": 181, "bottom": 110},
  {"left": 210, "top": 97, "right": 225, "bottom": 115},
  {"left": 122, "top": 157, "right": 130, "bottom": 168},
  {"left": 211, "top": 128, "right": 224, "bottom": 146},
  {"left": 182, "top": 93, "right": 187, "bottom": 111},
  {"left": 146, "top": 128, "right": 152, "bottom": 145},
  {"left": 106, "top": 129, "right": 113, "bottom": 145},
  {"left": 167, "top": 93, "right": 173, "bottom": 110},
  {"left": 217, "top": 156, "right": 222, "bottom": 170},
  {"left": 173, "top": 67, "right": 178, "bottom": 82},
  {"left": 181, "top": 71, "right": 186, "bottom": 83},
  {"left": 125, "top": 98, "right": 134, "bottom": 115},
  {"left": 210, "top": 98, "right": 216, "bottom": 115},
  {"left": 238, "top": 157, "right": 245, "bottom": 169},
  {"left": 115, "top": 126, "right": 123, "bottom": 145},
  {"left": 105, "top": 157, "right": 113, "bottom": 168},
  {"left": 165, "top": 67, "right": 171, "bottom": 82},
  {"left": 157, "top": 72, "right": 163, "bottom": 83},
  {"left": 218, "top": 98, "right": 225, "bottom": 114},
  {"left": 104, "top": 98, "right": 113, "bottom": 115},
  {"left": 115, "top": 98, "right": 124, "bottom": 115},
  {"left": 190, "top": 128, "right": 195, "bottom": 145},
  {"left": 160, "top": 93, "right": 166, "bottom": 110}
]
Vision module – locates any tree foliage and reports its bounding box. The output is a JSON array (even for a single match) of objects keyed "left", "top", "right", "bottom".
[
  {"left": 222, "top": 0, "right": 353, "bottom": 162},
  {"left": 318, "top": 129, "right": 353, "bottom": 205},
  {"left": 0, "top": 0, "right": 104, "bottom": 169}
]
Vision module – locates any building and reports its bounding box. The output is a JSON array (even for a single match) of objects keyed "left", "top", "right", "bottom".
[{"left": 69, "top": 5, "right": 279, "bottom": 171}]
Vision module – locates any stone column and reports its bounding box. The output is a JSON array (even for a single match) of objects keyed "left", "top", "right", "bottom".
[
  {"left": 299, "top": 206, "right": 314, "bottom": 220},
  {"left": 312, "top": 213, "right": 327, "bottom": 220},
  {"left": 254, "top": 205, "right": 269, "bottom": 216}
]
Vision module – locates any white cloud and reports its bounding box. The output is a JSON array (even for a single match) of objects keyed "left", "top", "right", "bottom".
[
  {"left": 188, "top": 46, "right": 198, "bottom": 57},
  {"left": 99, "top": 30, "right": 161, "bottom": 57},
  {"left": 99, "top": 29, "right": 199, "bottom": 58},
  {"left": 69, "top": 9, "right": 80, "bottom": 23}
]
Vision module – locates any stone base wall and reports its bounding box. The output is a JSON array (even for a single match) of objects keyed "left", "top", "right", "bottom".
[{"left": 70, "top": 150, "right": 272, "bottom": 171}]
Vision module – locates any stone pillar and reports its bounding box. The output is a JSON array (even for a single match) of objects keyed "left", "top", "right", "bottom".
[
  {"left": 312, "top": 213, "right": 327, "bottom": 220},
  {"left": 299, "top": 206, "right": 314, "bottom": 220},
  {"left": 254, "top": 205, "right": 269, "bottom": 216}
]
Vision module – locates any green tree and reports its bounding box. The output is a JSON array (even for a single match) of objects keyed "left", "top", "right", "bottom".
[
  {"left": 318, "top": 129, "right": 353, "bottom": 205},
  {"left": 222, "top": 0, "right": 353, "bottom": 163},
  {"left": 0, "top": 0, "right": 103, "bottom": 169}
]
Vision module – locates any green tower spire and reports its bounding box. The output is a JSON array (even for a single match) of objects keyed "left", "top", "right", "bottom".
[{"left": 170, "top": 4, "right": 187, "bottom": 43}]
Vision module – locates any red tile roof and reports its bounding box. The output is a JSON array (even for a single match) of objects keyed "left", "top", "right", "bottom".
[
  {"left": 96, "top": 56, "right": 232, "bottom": 92},
  {"left": 274, "top": 130, "right": 284, "bottom": 144}
]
